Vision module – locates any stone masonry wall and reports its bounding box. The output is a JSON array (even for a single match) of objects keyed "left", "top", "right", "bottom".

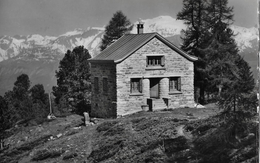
[
  {"left": 90, "top": 62, "right": 117, "bottom": 118},
  {"left": 116, "top": 37, "right": 195, "bottom": 116}
]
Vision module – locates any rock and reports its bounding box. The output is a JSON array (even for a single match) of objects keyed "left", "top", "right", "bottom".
[
  {"left": 56, "top": 133, "right": 62, "bottom": 138},
  {"left": 195, "top": 103, "right": 205, "bottom": 109},
  {"left": 83, "top": 112, "right": 90, "bottom": 126},
  {"left": 73, "top": 126, "right": 82, "bottom": 130}
]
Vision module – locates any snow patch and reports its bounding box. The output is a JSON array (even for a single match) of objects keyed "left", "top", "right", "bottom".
[
  {"left": 131, "top": 15, "right": 186, "bottom": 37},
  {"left": 0, "top": 39, "right": 10, "bottom": 44},
  {"left": 60, "top": 29, "right": 84, "bottom": 37},
  {"left": 91, "top": 27, "right": 105, "bottom": 31},
  {"left": 91, "top": 37, "right": 101, "bottom": 49},
  {"left": 0, "top": 48, "right": 7, "bottom": 61}
]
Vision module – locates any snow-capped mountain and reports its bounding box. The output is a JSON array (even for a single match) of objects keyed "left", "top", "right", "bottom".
[
  {"left": 0, "top": 15, "right": 258, "bottom": 95},
  {"left": 0, "top": 27, "right": 104, "bottom": 62},
  {"left": 0, "top": 15, "right": 257, "bottom": 62}
]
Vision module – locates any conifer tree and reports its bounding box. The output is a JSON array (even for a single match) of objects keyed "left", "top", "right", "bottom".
[
  {"left": 3, "top": 74, "right": 33, "bottom": 126},
  {"left": 30, "top": 84, "right": 48, "bottom": 104},
  {"left": 179, "top": 0, "right": 256, "bottom": 109},
  {"left": 52, "top": 46, "right": 91, "bottom": 112},
  {"left": 100, "top": 11, "right": 133, "bottom": 51},
  {"left": 219, "top": 55, "right": 256, "bottom": 111},
  {"left": 0, "top": 95, "right": 8, "bottom": 130},
  {"left": 1, "top": 74, "right": 50, "bottom": 129},
  {"left": 203, "top": 0, "right": 255, "bottom": 111},
  {"left": 177, "top": 0, "right": 208, "bottom": 103}
]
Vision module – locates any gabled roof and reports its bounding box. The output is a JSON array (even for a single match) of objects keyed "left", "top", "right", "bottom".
[{"left": 89, "top": 32, "right": 197, "bottom": 63}]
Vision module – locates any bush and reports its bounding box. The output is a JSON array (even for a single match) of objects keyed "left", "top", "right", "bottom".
[
  {"left": 88, "top": 140, "right": 124, "bottom": 162},
  {"left": 32, "top": 148, "right": 65, "bottom": 161},
  {"left": 63, "top": 152, "right": 78, "bottom": 160},
  {"left": 96, "top": 121, "right": 118, "bottom": 132}
]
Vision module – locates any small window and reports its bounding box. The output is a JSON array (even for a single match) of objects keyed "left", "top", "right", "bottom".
[
  {"left": 103, "top": 78, "right": 108, "bottom": 93},
  {"left": 131, "top": 78, "right": 142, "bottom": 93},
  {"left": 169, "top": 77, "right": 181, "bottom": 92},
  {"left": 147, "top": 56, "right": 165, "bottom": 67},
  {"left": 94, "top": 77, "right": 99, "bottom": 92}
]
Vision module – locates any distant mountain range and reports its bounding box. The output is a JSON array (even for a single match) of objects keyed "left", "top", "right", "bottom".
[{"left": 0, "top": 16, "right": 258, "bottom": 95}]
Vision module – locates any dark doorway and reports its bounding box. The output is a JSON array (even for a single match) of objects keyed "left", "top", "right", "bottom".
[{"left": 150, "top": 78, "right": 160, "bottom": 98}]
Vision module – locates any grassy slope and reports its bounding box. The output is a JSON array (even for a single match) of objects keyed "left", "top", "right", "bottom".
[{"left": 0, "top": 105, "right": 258, "bottom": 163}]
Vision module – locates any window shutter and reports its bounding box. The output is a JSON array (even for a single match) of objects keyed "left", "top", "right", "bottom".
[
  {"left": 139, "top": 79, "right": 142, "bottom": 93},
  {"left": 169, "top": 78, "right": 172, "bottom": 91},
  {"left": 103, "top": 78, "right": 108, "bottom": 93},
  {"left": 161, "top": 56, "right": 165, "bottom": 66},
  {"left": 94, "top": 77, "right": 99, "bottom": 92},
  {"left": 146, "top": 57, "right": 148, "bottom": 67},
  {"left": 178, "top": 77, "right": 181, "bottom": 91},
  {"left": 130, "top": 79, "right": 133, "bottom": 93}
]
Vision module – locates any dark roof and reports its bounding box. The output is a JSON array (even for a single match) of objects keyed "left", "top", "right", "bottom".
[{"left": 89, "top": 32, "right": 197, "bottom": 63}]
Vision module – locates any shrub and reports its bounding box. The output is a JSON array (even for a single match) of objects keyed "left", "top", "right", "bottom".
[
  {"left": 63, "top": 152, "right": 78, "bottom": 160},
  {"left": 96, "top": 121, "right": 118, "bottom": 132},
  {"left": 32, "top": 148, "right": 64, "bottom": 161},
  {"left": 88, "top": 140, "right": 124, "bottom": 162}
]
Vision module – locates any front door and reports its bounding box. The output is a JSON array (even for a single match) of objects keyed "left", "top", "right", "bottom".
[{"left": 150, "top": 78, "right": 160, "bottom": 98}]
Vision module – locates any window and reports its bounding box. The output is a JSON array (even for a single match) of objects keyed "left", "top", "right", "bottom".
[
  {"left": 94, "top": 77, "right": 99, "bottom": 92},
  {"left": 147, "top": 56, "right": 165, "bottom": 67},
  {"left": 131, "top": 78, "right": 142, "bottom": 94},
  {"left": 103, "top": 78, "right": 108, "bottom": 93},
  {"left": 169, "top": 77, "right": 181, "bottom": 92}
]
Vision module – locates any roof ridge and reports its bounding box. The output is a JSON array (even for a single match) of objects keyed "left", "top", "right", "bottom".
[{"left": 125, "top": 32, "right": 158, "bottom": 35}]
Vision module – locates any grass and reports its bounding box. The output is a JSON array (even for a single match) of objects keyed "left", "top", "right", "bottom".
[
  {"left": 0, "top": 134, "right": 51, "bottom": 163},
  {"left": 0, "top": 105, "right": 257, "bottom": 163},
  {"left": 87, "top": 108, "right": 258, "bottom": 163},
  {"left": 88, "top": 115, "right": 189, "bottom": 162},
  {"left": 31, "top": 148, "right": 65, "bottom": 161}
]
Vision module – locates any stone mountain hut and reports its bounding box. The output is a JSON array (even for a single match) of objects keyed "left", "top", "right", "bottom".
[{"left": 88, "top": 21, "right": 198, "bottom": 118}]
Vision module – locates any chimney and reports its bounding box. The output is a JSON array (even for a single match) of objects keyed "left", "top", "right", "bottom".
[{"left": 137, "top": 18, "right": 144, "bottom": 34}]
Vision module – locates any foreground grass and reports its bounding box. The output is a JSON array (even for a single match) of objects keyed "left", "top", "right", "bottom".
[
  {"left": 88, "top": 109, "right": 258, "bottom": 163},
  {"left": 0, "top": 105, "right": 258, "bottom": 163}
]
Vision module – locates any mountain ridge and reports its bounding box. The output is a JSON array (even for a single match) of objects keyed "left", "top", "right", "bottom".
[
  {"left": 0, "top": 15, "right": 258, "bottom": 95},
  {"left": 0, "top": 15, "right": 257, "bottom": 62}
]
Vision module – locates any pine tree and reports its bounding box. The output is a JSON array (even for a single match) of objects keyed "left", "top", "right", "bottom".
[
  {"left": 178, "top": 0, "right": 256, "bottom": 109},
  {"left": 0, "top": 95, "right": 8, "bottom": 130},
  {"left": 52, "top": 46, "right": 91, "bottom": 112},
  {"left": 30, "top": 84, "right": 48, "bottom": 104},
  {"left": 1, "top": 74, "right": 50, "bottom": 129},
  {"left": 14, "top": 74, "right": 31, "bottom": 91},
  {"left": 100, "top": 10, "right": 133, "bottom": 51},
  {"left": 3, "top": 74, "right": 33, "bottom": 126},
  {"left": 177, "top": 0, "right": 209, "bottom": 104},
  {"left": 177, "top": 0, "right": 207, "bottom": 54},
  {"left": 230, "top": 55, "right": 256, "bottom": 111},
  {"left": 203, "top": 0, "right": 256, "bottom": 111}
]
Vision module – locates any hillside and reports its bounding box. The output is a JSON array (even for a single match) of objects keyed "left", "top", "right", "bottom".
[
  {"left": 0, "top": 105, "right": 258, "bottom": 163},
  {"left": 0, "top": 15, "right": 258, "bottom": 95}
]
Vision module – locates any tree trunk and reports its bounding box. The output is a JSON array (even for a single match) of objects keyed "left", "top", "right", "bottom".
[{"left": 199, "top": 84, "right": 205, "bottom": 104}]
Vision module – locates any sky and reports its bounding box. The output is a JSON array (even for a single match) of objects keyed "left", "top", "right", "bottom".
[{"left": 0, "top": 0, "right": 258, "bottom": 37}]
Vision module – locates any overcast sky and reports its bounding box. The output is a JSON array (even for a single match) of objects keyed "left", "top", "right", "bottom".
[{"left": 0, "top": 0, "right": 258, "bottom": 37}]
